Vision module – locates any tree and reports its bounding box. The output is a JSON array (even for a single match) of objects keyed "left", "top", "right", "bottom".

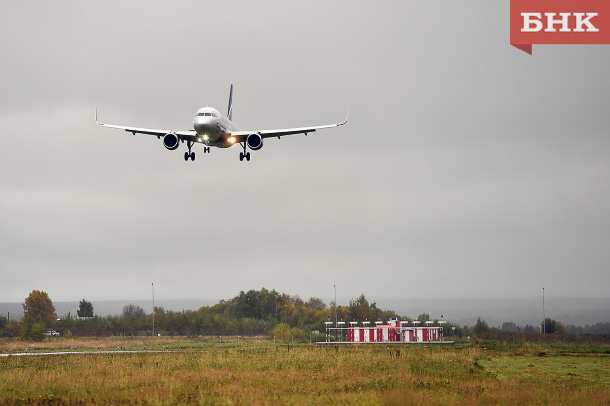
[
  {"left": 416, "top": 313, "right": 431, "bottom": 323},
  {"left": 273, "top": 323, "right": 290, "bottom": 342},
  {"left": 22, "top": 290, "right": 57, "bottom": 326},
  {"left": 349, "top": 294, "right": 382, "bottom": 322},
  {"left": 542, "top": 318, "right": 557, "bottom": 334},
  {"left": 304, "top": 297, "right": 327, "bottom": 311},
  {"left": 349, "top": 294, "right": 370, "bottom": 321},
  {"left": 555, "top": 321, "right": 565, "bottom": 334},
  {"left": 472, "top": 317, "right": 489, "bottom": 336},
  {"left": 523, "top": 324, "right": 535, "bottom": 333},
  {"left": 77, "top": 299, "right": 94, "bottom": 318},
  {"left": 292, "top": 295, "right": 305, "bottom": 307},
  {"left": 258, "top": 288, "right": 281, "bottom": 320},
  {"left": 233, "top": 290, "right": 261, "bottom": 319},
  {"left": 122, "top": 304, "right": 145, "bottom": 319},
  {"left": 501, "top": 321, "right": 519, "bottom": 332}
]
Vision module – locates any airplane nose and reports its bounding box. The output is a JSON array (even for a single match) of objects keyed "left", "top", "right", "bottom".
[{"left": 194, "top": 117, "right": 210, "bottom": 134}]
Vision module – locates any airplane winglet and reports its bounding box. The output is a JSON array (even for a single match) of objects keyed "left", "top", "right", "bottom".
[
  {"left": 340, "top": 110, "right": 349, "bottom": 125},
  {"left": 95, "top": 107, "right": 106, "bottom": 126}
]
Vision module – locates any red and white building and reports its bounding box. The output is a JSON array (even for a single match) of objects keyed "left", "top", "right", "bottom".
[{"left": 325, "top": 317, "right": 445, "bottom": 344}]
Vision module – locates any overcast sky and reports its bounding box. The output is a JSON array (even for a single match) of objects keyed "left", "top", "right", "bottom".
[{"left": 1, "top": 1, "right": 609, "bottom": 312}]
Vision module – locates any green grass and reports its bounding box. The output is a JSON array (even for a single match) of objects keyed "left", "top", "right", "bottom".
[
  {"left": 477, "top": 351, "right": 610, "bottom": 386},
  {"left": 0, "top": 338, "right": 609, "bottom": 405}
]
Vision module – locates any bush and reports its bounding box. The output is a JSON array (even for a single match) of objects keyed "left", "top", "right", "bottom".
[
  {"left": 273, "top": 323, "right": 290, "bottom": 342},
  {"left": 290, "top": 327, "right": 307, "bottom": 342},
  {"left": 20, "top": 322, "right": 44, "bottom": 341}
]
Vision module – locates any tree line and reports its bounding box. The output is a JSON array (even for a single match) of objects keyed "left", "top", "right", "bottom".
[
  {"left": 2, "top": 289, "right": 610, "bottom": 342},
  {"left": 2, "top": 289, "right": 422, "bottom": 340}
]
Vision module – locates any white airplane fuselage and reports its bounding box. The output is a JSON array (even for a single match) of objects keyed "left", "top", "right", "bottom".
[{"left": 192, "top": 107, "right": 239, "bottom": 148}]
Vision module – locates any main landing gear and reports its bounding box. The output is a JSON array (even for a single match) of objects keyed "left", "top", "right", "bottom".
[
  {"left": 239, "top": 143, "right": 251, "bottom": 161},
  {"left": 184, "top": 140, "right": 195, "bottom": 161},
  {"left": 183, "top": 143, "right": 210, "bottom": 161}
]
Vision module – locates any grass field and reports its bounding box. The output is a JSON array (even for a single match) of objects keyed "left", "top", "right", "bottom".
[{"left": 1, "top": 338, "right": 609, "bottom": 405}]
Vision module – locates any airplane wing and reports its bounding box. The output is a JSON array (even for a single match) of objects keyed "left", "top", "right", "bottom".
[
  {"left": 97, "top": 123, "right": 198, "bottom": 141},
  {"left": 230, "top": 117, "right": 348, "bottom": 142}
]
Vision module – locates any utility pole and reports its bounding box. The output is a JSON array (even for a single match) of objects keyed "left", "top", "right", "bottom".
[
  {"left": 152, "top": 283, "right": 155, "bottom": 337},
  {"left": 542, "top": 287, "right": 545, "bottom": 335},
  {"left": 334, "top": 285, "right": 337, "bottom": 341},
  {"left": 334, "top": 285, "right": 337, "bottom": 327}
]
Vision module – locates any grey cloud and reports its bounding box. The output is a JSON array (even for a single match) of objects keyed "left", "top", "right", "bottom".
[{"left": 1, "top": 1, "right": 609, "bottom": 317}]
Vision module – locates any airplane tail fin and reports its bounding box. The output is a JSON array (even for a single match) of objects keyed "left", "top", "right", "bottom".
[{"left": 227, "top": 84, "right": 233, "bottom": 121}]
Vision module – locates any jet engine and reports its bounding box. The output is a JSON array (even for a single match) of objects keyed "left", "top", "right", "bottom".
[
  {"left": 246, "top": 133, "right": 263, "bottom": 151},
  {"left": 163, "top": 133, "right": 180, "bottom": 150}
]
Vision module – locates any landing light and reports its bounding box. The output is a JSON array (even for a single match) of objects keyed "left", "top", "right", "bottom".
[
  {"left": 203, "top": 135, "right": 209, "bottom": 141},
  {"left": 228, "top": 137, "right": 235, "bottom": 144}
]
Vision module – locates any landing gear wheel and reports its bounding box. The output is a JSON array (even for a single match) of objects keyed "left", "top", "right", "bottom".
[
  {"left": 239, "top": 142, "right": 251, "bottom": 162},
  {"left": 184, "top": 140, "right": 196, "bottom": 162}
]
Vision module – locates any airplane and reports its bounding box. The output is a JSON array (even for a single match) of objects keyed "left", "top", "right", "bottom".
[{"left": 96, "top": 85, "right": 347, "bottom": 162}]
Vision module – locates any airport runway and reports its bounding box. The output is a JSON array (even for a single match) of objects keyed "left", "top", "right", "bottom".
[{"left": 0, "top": 350, "right": 172, "bottom": 357}]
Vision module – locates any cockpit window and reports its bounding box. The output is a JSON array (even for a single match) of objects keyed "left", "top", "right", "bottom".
[{"left": 196, "top": 112, "right": 217, "bottom": 117}]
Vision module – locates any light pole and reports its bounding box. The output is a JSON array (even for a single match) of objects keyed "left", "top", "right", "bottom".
[
  {"left": 334, "top": 285, "right": 337, "bottom": 341},
  {"left": 542, "top": 287, "right": 545, "bottom": 335},
  {"left": 334, "top": 285, "right": 337, "bottom": 326},
  {"left": 152, "top": 283, "right": 155, "bottom": 337}
]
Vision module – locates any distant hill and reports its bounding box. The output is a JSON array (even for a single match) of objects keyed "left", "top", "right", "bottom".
[{"left": 376, "top": 296, "right": 610, "bottom": 328}]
